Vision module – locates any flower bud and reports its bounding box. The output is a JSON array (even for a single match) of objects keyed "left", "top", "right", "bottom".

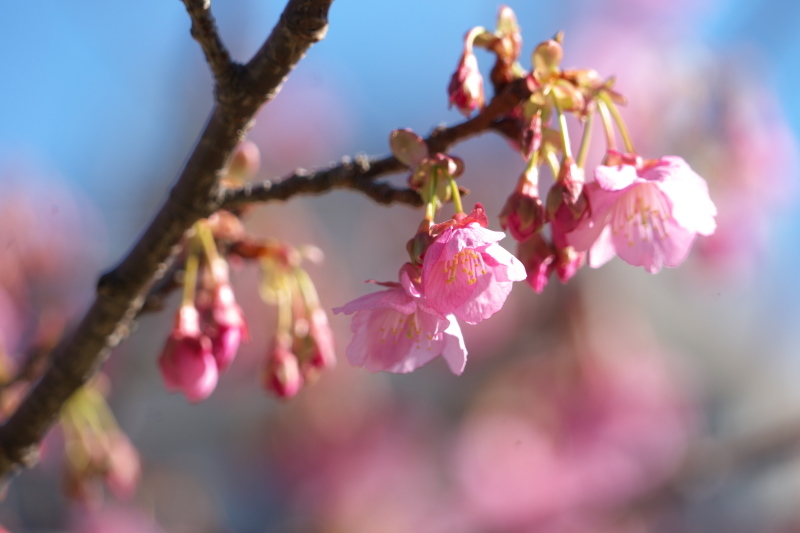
[
  {"left": 516, "top": 233, "right": 556, "bottom": 293},
  {"left": 207, "top": 282, "right": 248, "bottom": 372},
  {"left": 499, "top": 177, "right": 545, "bottom": 242},
  {"left": 448, "top": 50, "right": 485, "bottom": 117},
  {"left": 263, "top": 337, "right": 303, "bottom": 399},
  {"left": 158, "top": 305, "right": 218, "bottom": 403},
  {"left": 532, "top": 38, "right": 563, "bottom": 79},
  {"left": 227, "top": 141, "right": 261, "bottom": 183}
]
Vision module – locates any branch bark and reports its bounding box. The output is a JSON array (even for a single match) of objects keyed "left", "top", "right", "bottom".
[
  {"left": 221, "top": 76, "right": 533, "bottom": 208},
  {"left": 0, "top": 0, "right": 334, "bottom": 478}
]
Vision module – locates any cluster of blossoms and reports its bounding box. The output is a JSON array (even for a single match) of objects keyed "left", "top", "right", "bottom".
[
  {"left": 335, "top": 6, "right": 717, "bottom": 374},
  {"left": 157, "top": 145, "right": 335, "bottom": 402},
  {"left": 157, "top": 7, "right": 717, "bottom": 392}
]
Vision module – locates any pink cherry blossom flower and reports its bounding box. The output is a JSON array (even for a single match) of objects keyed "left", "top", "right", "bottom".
[
  {"left": 567, "top": 155, "right": 717, "bottom": 273},
  {"left": 422, "top": 204, "right": 526, "bottom": 325},
  {"left": 158, "top": 304, "right": 218, "bottom": 403},
  {"left": 333, "top": 267, "right": 467, "bottom": 375}
]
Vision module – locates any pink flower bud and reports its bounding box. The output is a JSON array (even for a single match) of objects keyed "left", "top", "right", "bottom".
[
  {"left": 207, "top": 283, "right": 248, "bottom": 372},
  {"left": 263, "top": 337, "right": 303, "bottom": 399},
  {"left": 448, "top": 51, "right": 485, "bottom": 117},
  {"left": 158, "top": 305, "right": 218, "bottom": 403},
  {"left": 499, "top": 178, "right": 545, "bottom": 242},
  {"left": 516, "top": 233, "right": 555, "bottom": 293},
  {"left": 227, "top": 140, "right": 261, "bottom": 182},
  {"left": 104, "top": 431, "right": 141, "bottom": 501}
]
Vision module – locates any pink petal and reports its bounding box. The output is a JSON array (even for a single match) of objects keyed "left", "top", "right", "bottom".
[
  {"left": 422, "top": 255, "right": 476, "bottom": 316},
  {"left": 611, "top": 218, "right": 695, "bottom": 273},
  {"left": 587, "top": 226, "right": 617, "bottom": 268},
  {"left": 654, "top": 161, "right": 717, "bottom": 236},
  {"left": 333, "top": 286, "right": 416, "bottom": 315},
  {"left": 594, "top": 163, "right": 639, "bottom": 191},
  {"left": 482, "top": 243, "right": 527, "bottom": 282},
  {"left": 451, "top": 274, "right": 513, "bottom": 325},
  {"left": 441, "top": 316, "right": 468, "bottom": 375}
]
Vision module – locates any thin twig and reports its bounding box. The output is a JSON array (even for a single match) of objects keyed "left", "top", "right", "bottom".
[{"left": 221, "top": 77, "right": 533, "bottom": 208}]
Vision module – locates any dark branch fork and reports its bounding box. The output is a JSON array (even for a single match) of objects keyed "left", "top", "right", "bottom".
[{"left": 0, "top": 0, "right": 531, "bottom": 479}]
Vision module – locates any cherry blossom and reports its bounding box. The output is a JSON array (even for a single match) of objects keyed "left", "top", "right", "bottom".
[
  {"left": 422, "top": 205, "right": 526, "bottom": 324},
  {"left": 567, "top": 154, "right": 717, "bottom": 273},
  {"left": 334, "top": 267, "right": 467, "bottom": 375}
]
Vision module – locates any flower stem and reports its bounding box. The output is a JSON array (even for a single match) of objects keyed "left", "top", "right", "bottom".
[
  {"left": 601, "top": 94, "right": 635, "bottom": 153},
  {"left": 553, "top": 99, "right": 573, "bottom": 159},
  {"left": 294, "top": 267, "right": 320, "bottom": 310},
  {"left": 449, "top": 176, "right": 464, "bottom": 215},
  {"left": 545, "top": 150, "right": 561, "bottom": 181},
  {"left": 465, "top": 26, "right": 487, "bottom": 53},
  {"left": 575, "top": 110, "right": 594, "bottom": 169},
  {"left": 181, "top": 248, "right": 199, "bottom": 307},
  {"left": 276, "top": 286, "right": 293, "bottom": 338},
  {"left": 597, "top": 100, "right": 616, "bottom": 151},
  {"left": 196, "top": 221, "right": 221, "bottom": 264}
]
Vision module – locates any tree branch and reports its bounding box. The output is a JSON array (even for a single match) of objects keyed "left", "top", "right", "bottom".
[
  {"left": 0, "top": 0, "right": 335, "bottom": 478},
  {"left": 181, "top": 0, "right": 240, "bottom": 101},
  {"left": 221, "top": 77, "right": 533, "bottom": 208}
]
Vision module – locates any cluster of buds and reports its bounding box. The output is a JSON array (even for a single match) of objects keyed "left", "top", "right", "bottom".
[
  {"left": 158, "top": 216, "right": 248, "bottom": 403},
  {"left": 60, "top": 378, "right": 140, "bottom": 503},
  {"left": 258, "top": 242, "right": 335, "bottom": 399},
  {"left": 156, "top": 142, "right": 335, "bottom": 402}
]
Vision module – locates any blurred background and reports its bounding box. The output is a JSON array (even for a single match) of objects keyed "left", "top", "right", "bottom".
[{"left": 1, "top": 0, "right": 800, "bottom": 531}]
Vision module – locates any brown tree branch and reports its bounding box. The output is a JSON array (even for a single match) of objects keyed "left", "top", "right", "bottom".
[
  {"left": 181, "top": 0, "right": 240, "bottom": 101},
  {"left": 221, "top": 76, "right": 533, "bottom": 208},
  {"left": 0, "top": 0, "right": 335, "bottom": 478}
]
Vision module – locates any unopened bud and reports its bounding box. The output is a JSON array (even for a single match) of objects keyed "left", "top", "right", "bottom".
[
  {"left": 532, "top": 39, "right": 563, "bottom": 77},
  {"left": 263, "top": 337, "right": 303, "bottom": 399},
  {"left": 228, "top": 141, "right": 261, "bottom": 183},
  {"left": 448, "top": 51, "right": 485, "bottom": 117}
]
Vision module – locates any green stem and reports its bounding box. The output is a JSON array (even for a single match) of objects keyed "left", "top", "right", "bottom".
[
  {"left": 601, "top": 95, "right": 635, "bottom": 153},
  {"left": 449, "top": 176, "right": 464, "bottom": 215},
  {"left": 276, "top": 286, "right": 293, "bottom": 338},
  {"left": 182, "top": 249, "right": 199, "bottom": 307},
  {"left": 465, "top": 26, "right": 487, "bottom": 53},
  {"left": 545, "top": 150, "right": 561, "bottom": 181},
  {"left": 294, "top": 267, "right": 320, "bottom": 310},
  {"left": 597, "top": 100, "right": 616, "bottom": 151},
  {"left": 575, "top": 110, "right": 594, "bottom": 169},
  {"left": 196, "top": 221, "right": 221, "bottom": 265},
  {"left": 553, "top": 99, "right": 573, "bottom": 159}
]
